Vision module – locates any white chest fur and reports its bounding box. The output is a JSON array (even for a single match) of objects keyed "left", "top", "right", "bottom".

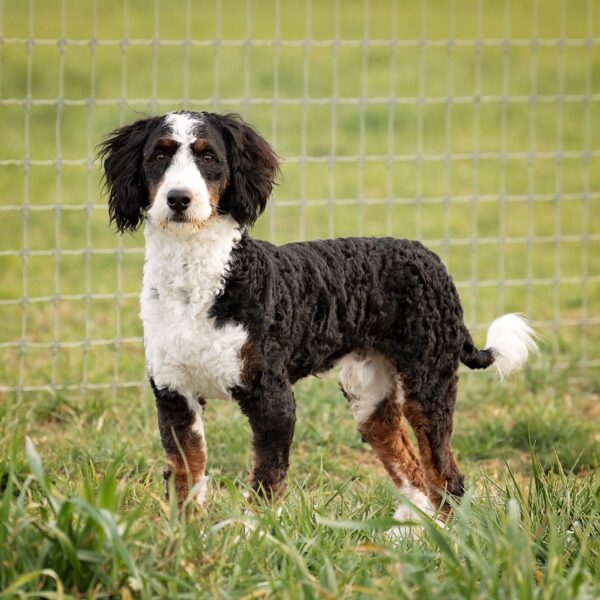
[{"left": 141, "top": 217, "right": 247, "bottom": 404}]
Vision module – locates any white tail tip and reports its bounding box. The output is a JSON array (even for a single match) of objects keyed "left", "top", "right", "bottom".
[{"left": 485, "top": 313, "right": 538, "bottom": 377}]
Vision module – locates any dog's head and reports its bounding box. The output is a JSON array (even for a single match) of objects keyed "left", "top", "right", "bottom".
[{"left": 98, "top": 111, "right": 280, "bottom": 233}]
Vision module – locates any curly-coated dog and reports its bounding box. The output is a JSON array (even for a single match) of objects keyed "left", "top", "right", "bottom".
[{"left": 99, "top": 111, "right": 537, "bottom": 521}]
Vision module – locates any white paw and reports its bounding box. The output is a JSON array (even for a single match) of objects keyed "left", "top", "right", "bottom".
[
  {"left": 389, "top": 504, "right": 425, "bottom": 540},
  {"left": 388, "top": 486, "right": 445, "bottom": 540},
  {"left": 393, "top": 503, "right": 423, "bottom": 522},
  {"left": 397, "top": 485, "right": 436, "bottom": 516},
  {"left": 192, "top": 475, "right": 209, "bottom": 506}
]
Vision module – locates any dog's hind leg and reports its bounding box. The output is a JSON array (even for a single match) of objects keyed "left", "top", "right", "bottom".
[
  {"left": 151, "top": 379, "right": 208, "bottom": 508},
  {"left": 339, "top": 352, "right": 434, "bottom": 519},
  {"left": 402, "top": 373, "right": 464, "bottom": 515},
  {"left": 234, "top": 376, "right": 296, "bottom": 501}
]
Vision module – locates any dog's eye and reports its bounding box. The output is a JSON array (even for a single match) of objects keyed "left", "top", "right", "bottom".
[
  {"left": 200, "top": 153, "right": 214, "bottom": 164},
  {"left": 154, "top": 152, "right": 165, "bottom": 162}
]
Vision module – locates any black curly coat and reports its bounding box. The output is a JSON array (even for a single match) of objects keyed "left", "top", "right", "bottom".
[
  {"left": 214, "top": 234, "right": 495, "bottom": 382},
  {"left": 209, "top": 234, "right": 494, "bottom": 501}
]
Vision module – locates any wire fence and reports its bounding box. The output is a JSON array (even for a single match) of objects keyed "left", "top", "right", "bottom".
[{"left": 0, "top": 0, "right": 598, "bottom": 400}]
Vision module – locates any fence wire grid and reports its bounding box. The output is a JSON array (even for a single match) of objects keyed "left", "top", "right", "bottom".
[{"left": 1, "top": 0, "right": 599, "bottom": 400}]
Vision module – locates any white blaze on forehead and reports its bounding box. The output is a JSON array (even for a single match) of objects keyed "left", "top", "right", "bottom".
[
  {"left": 165, "top": 112, "right": 203, "bottom": 145},
  {"left": 147, "top": 112, "right": 213, "bottom": 228}
]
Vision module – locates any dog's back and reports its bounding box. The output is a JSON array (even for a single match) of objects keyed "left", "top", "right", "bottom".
[{"left": 212, "top": 235, "right": 466, "bottom": 383}]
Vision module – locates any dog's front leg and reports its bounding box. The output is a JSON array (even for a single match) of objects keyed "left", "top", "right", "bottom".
[
  {"left": 150, "top": 379, "right": 208, "bottom": 508},
  {"left": 234, "top": 376, "right": 296, "bottom": 501}
]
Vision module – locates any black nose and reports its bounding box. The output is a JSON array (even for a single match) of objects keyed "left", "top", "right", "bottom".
[{"left": 167, "top": 189, "right": 192, "bottom": 213}]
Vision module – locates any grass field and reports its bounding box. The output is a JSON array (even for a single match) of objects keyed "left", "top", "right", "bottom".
[{"left": 1, "top": 0, "right": 599, "bottom": 597}]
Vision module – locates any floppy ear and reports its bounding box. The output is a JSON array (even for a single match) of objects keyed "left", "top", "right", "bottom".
[
  {"left": 208, "top": 113, "right": 280, "bottom": 227},
  {"left": 97, "top": 117, "right": 160, "bottom": 233}
]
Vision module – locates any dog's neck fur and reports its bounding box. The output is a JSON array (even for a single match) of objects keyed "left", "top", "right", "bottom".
[
  {"left": 142, "top": 216, "right": 242, "bottom": 310},
  {"left": 141, "top": 215, "right": 248, "bottom": 403}
]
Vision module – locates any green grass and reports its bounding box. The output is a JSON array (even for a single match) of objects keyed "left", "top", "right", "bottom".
[
  {"left": 0, "top": 374, "right": 599, "bottom": 597},
  {"left": 1, "top": 0, "right": 600, "bottom": 596}
]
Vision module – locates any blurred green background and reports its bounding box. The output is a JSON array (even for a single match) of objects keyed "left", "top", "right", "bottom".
[{"left": 1, "top": 0, "right": 599, "bottom": 397}]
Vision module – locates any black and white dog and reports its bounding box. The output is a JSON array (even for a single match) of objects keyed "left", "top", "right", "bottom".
[{"left": 99, "top": 111, "right": 537, "bottom": 520}]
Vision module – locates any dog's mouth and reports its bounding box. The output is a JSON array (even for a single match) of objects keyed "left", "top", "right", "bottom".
[
  {"left": 168, "top": 212, "right": 190, "bottom": 223},
  {"left": 156, "top": 211, "right": 218, "bottom": 232}
]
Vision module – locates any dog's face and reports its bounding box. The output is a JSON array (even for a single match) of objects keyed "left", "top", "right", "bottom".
[{"left": 98, "top": 112, "right": 279, "bottom": 233}]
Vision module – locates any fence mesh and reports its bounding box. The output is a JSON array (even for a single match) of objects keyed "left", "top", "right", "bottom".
[{"left": 1, "top": 0, "right": 599, "bottom": 400}]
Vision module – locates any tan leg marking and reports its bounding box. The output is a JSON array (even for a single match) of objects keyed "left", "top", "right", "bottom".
[
  {"left": 358, "top": 396, "right": 425, "bottom": 492},
  {"left": 402, "top": 398, "right": 462, "bottom": 517},
  {"left": 166, "top": 429, "right": 207, "bottom": 507}
]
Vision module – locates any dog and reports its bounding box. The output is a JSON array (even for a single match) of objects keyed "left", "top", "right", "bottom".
[{"left": 99, "top": 111, "right": 537, "bottom": 519}]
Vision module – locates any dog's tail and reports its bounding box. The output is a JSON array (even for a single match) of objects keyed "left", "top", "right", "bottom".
[{"left": 460, "top": 313, "right": 538, "bottom": 377}]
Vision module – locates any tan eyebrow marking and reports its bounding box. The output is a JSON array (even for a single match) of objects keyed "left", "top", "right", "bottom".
[
  {"left": 192, "top": 139, "right": 210, "bottom": 153},
  {"left": 155, "top": 138, "right": 180, "bottom": 152}
]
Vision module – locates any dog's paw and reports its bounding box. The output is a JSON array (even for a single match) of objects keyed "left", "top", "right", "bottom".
[
  {"left": 388, "top": 509, "right": 422, "bottom": 540},
  {"left": 388, "top": 486, "right": 444, "bottom": 540},
  {"left": 398, "top": 485, "right": 437, "bottom": 517},
  {"left": 193, "top": 475, "right": 209, "bottom": 506}
]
